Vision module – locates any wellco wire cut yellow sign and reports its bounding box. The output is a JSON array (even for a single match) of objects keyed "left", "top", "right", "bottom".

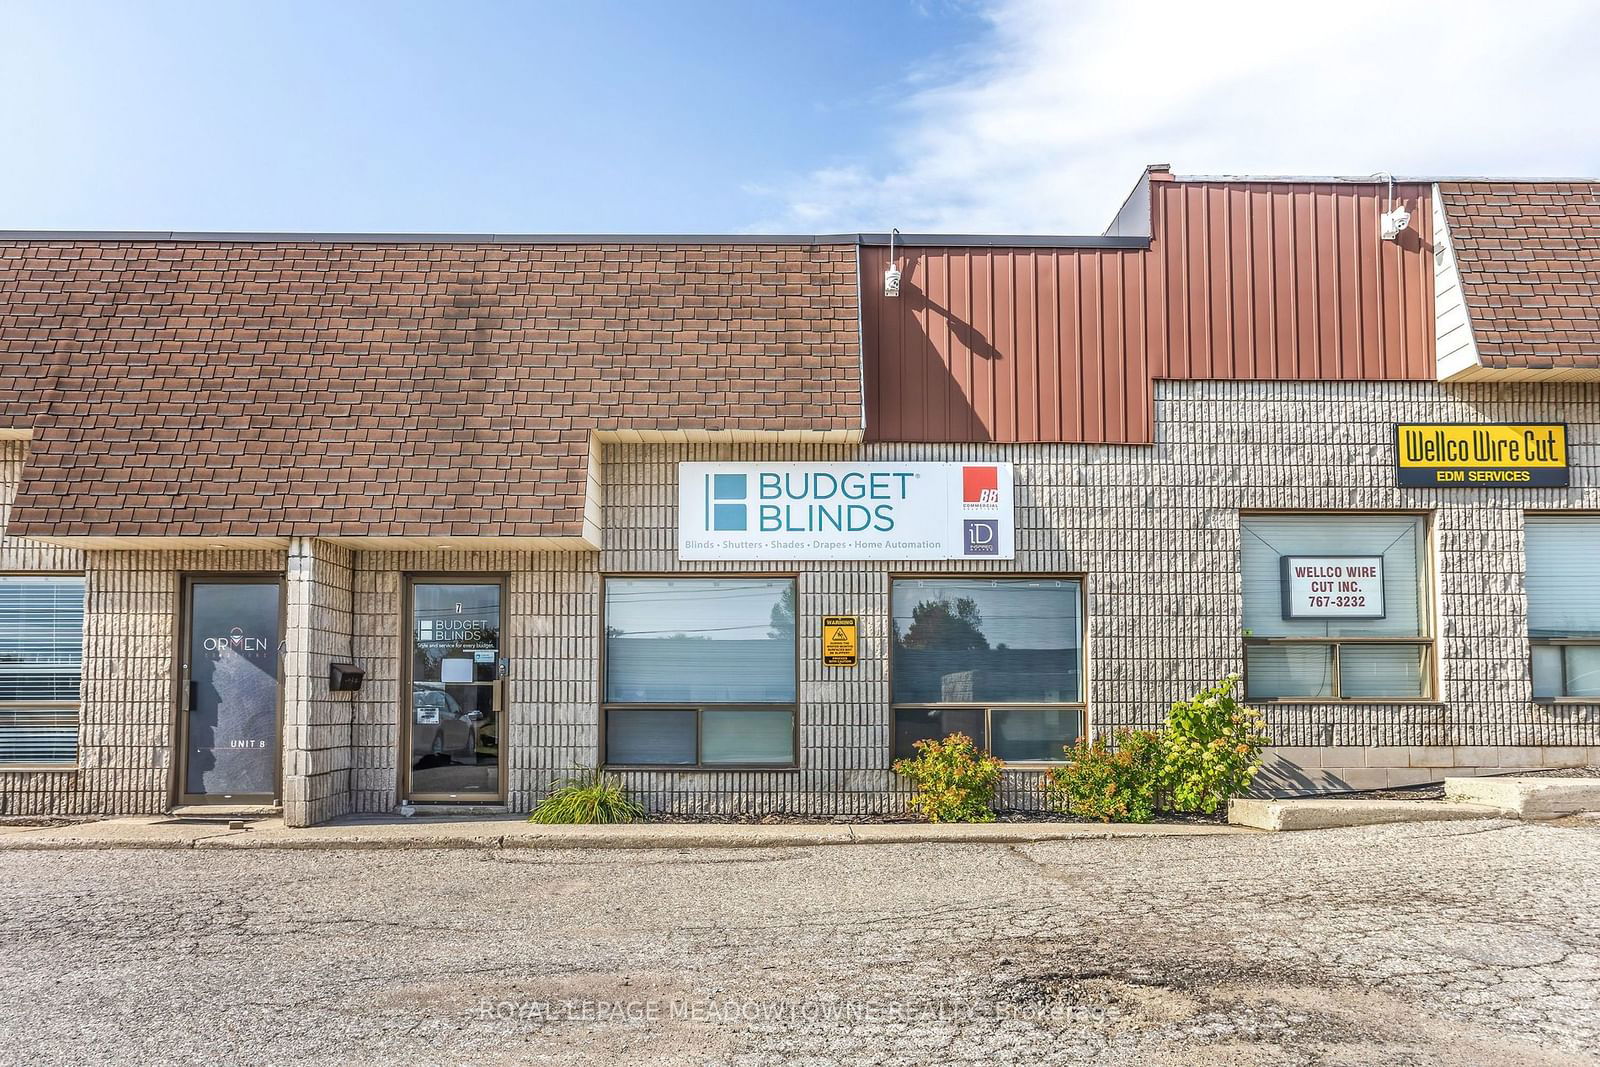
[{"left": 1395, "top": 424, "right": 1568, "bottom": 487}]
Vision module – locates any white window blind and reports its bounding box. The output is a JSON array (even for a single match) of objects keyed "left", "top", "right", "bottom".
[
  {"left": 0, "top": 576, "right": 85, "bottom": 764},
  {"left": 1526, "top": 517, "right": 1600, "bottom": 699},
  {"left": 1526, "top": 517, "right": 1600, "bottom": 638}
]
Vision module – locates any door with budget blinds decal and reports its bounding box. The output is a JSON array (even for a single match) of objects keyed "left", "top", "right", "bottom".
[{"left": 405, "top": 577, "right": 504, "bottom": 802}]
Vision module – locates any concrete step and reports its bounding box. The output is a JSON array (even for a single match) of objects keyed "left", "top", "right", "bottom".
[
  {"left": 1443, "top": 776, "right": 1600, "bottom": 817},
  {"left": 167, "top": 804, "right": 282, "bottom": 821},
  {"left": 399, "top": 804, "right": 511, "bottom": 818},
  {"left": 1229, "top": 797, "right": 1501, "bottom": 832}
]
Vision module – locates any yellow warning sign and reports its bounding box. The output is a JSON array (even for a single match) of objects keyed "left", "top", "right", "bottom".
[{"left": 822, "top": 615, "right": 858, "bottom": 667}]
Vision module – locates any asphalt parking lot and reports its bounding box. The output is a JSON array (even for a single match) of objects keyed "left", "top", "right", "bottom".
[{"left": 1, "top": 818, "right": 1597, "bottom": 1066}]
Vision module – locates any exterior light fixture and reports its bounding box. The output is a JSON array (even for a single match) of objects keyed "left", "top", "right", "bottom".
[{"left": 883, "top": 228, "right": 902, "bottom": 297}]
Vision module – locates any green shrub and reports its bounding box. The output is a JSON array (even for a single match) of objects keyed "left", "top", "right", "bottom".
[
  {"left": 1160, "top": 674, "right": 1270, "bottom": 814},
  {"left": 1044, "top": 728, "right": 1164, "bottom": 822},
  {"left": 528, "top": 767, "right": 645, "bottom": 825},
  {"left": 891, "top": 732, "right": 1004, "bottom": 823}
]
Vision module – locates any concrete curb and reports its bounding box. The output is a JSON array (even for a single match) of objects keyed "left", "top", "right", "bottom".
[
  {"left": 0, "top": 816, "right": 1256, "bottom": 851},
  {"left": 1443, "top": 776, "right": 1600, "bottom": 817},
  {"left": 1230, "top": 776, "right": 1600, "bottom": 831},
  {"left": 1228, "top": 797, "right": 1503, "bottom": 832}
]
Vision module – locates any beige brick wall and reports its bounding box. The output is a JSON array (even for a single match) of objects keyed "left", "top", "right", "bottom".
[
  {"left": 7, "top": 380, "right": 1600, "bottom": 819},
  {"left": 588, "top": 379, "right": 1600, "bottom": 808},
  {"left": 1, "top": 441, "right": 285, "bottom": 815},
  {"left": 283, "top": 537, "right": 356, "bottom": 826},
  {"left": 347, "top": 550, "right": 598, "bottom": 814}
]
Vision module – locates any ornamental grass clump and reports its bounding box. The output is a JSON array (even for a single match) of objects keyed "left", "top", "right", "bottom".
[
  {"left": 1044, "top": 728, "right": 1164, "bottom": 823},
  {"left": 892, "top": 732, "right": 1004, "bottom": 823},
  {"left": 1159, "top": 674, "right": 1270, "bottom": 815},
  {"left": 528, "top": 767, "right": 645, "bottom": 825}
]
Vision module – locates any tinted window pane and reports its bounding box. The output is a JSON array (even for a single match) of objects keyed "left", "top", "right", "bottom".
[
  {"left": 606, "top": 579, "right": 796, "bottom": 703},
  {"left": 185, "top": 582, "right": 281, "bottom": 796},
  {"left": 701, "top": 709, "right": 795, "bottom": 765},
  {"left": 990, "top": 707, "right": 1082, "bottom": 762},
  {"left": 1566, "top": 646, "right": 1600, "bottom": 698},
  {"left": 606, "top": 708, "right": 696, "bottom": 765},
  {"left": 1339, "top": 643, "right": 1428, "bottom": 699},
  {"left": 1532, "top": 645, "right": 1564, "bottom": 699},
  {"left": 410, "top": 682, "right": 499, "bottom": 795},
  {"left": 892, "top": 708, "right": 984, "bottom": 761},
  {"left": 891, "top": 579, "right": 1080, "bottom": 704},
  {"left": 1245, "top": 644, "right": 1334, "bottom": 699},
  {"left": 413, "top": 583, "right": 501, "bottom": 684},
  {"left": 0, "top": 577, "right": 84, "bottom": 702}
]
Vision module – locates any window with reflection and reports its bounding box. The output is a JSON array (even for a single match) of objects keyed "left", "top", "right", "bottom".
[
  {"left": 890, "top": 578, "right": 1083, "bottom": 762},
  {"left": 603, "top": 578, "right": 797, "bottom": 767}
]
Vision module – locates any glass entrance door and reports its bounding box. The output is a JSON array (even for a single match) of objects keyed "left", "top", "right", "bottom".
[
  {"left": 407, "top": 579, "right": 502, "bottom": 800},
  {"left": 181, "top": 578, "right": 283, "bottom": 803}
]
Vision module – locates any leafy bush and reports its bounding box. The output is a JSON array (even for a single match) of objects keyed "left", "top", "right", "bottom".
[
  {"left": 1044, "top": 728, "right": 1164, "bottom": 822},
  {"left": 528, "top": 767, "right": 645, "bottom": 825},
  {"left": 892, "top": 732, "right": 1004, "bottom": 823},
  {"left": 1159, "top": 674, "right": 1270, "bottom": 814}
]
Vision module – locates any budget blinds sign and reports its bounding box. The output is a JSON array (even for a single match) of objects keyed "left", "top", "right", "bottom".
[{"left": 678, "top": 462, "right": 1015, "bottom": 561}]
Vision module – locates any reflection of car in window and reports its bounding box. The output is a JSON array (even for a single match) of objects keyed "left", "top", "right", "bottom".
[{"left": 411, "top": 684, "right": 488, "bottom": 761}]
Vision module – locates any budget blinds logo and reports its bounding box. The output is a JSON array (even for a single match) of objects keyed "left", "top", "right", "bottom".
[
  {"left": 962, "top": 465, "right": 1000, "bottom": 507},
  {"left": 706, "top": 473, "right": 748, "bottom": 531}
]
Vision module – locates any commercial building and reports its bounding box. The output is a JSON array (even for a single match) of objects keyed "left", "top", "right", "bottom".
[{"left": 2, "top": 167, "right": 1598, "bottom": 825}]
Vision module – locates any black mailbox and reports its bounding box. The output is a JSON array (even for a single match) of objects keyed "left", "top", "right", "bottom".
[{"left": 329, "top": 662, "right": 365, "bottom": 692}]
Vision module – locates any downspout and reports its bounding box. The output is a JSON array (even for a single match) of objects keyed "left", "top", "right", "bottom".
[{"left": 854, "top": 238, "right": 867, "bottom": 445}]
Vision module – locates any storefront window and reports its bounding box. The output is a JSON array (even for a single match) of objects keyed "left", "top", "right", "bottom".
[
  {"left": 1241, "top": 515, "right": 1431, "bottom": 701},
  {"left": 0, "top": 576, "right": 85, "bottom": 765},
  {"left": 603, "top": 578, "right": 797, "bottom": 767},
  {"left": 1526, "top": 516, "right": 1600, "bottom": 700},
  {"left": 890, "top": 578, "right": 1083, "bottom": 762}
]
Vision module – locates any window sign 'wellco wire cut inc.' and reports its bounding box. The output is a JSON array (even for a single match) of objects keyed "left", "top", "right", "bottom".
[
  {"left": 1396, "top": 424, "right": 1568, "bottom": 487},
  {"left": 1280, "top": 556, "right": 1386, "bottom": 619},
  {"left": 677, "top": 463, "right": 1014, "bottom": 560}
]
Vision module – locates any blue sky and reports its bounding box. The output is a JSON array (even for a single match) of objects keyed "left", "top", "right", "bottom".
[
  {"left": 3, "top": 1, "right": 1598, "bottom": 235},
  {"left": 0, "top": 1, "right": 982, "bottom": 233}
]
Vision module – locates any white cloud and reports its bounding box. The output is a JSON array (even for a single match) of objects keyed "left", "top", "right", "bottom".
[{"left": 748, "top": 0, "right": 1600, "bottom": 234}]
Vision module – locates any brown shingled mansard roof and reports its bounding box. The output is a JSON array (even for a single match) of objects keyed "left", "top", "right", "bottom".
[
  {"left": 0, "top": 239, "right": 863, "bottom": 544},
  {"left": 1438, "top": 181, "right": 1600, "bottom": 369}
]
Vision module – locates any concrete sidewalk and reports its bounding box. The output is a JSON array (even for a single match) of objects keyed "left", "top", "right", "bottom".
[{"left": 0, "top": 814, "right": 1256, "bottom": 851}]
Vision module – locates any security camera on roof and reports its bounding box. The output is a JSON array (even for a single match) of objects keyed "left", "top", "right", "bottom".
[{"left": 1380, "top": 205, "right": 1411, "bottom": 241}]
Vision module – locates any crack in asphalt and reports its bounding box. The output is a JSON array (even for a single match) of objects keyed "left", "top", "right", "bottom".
[{"left": 2, "top": 823, "right": 1597, "bottom": 1065}]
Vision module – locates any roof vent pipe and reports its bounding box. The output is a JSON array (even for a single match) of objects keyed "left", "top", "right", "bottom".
[{"left": 883, "top": 228, "right": 902, "bottom": 297}]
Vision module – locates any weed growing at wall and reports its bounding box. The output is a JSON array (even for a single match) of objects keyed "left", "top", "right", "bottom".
[
  {"left": 892, "top": 732, "right": 1004, "bottom": 823},
  {"left": 528, "top": 767, "right": 645, "bottom": 824}
]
